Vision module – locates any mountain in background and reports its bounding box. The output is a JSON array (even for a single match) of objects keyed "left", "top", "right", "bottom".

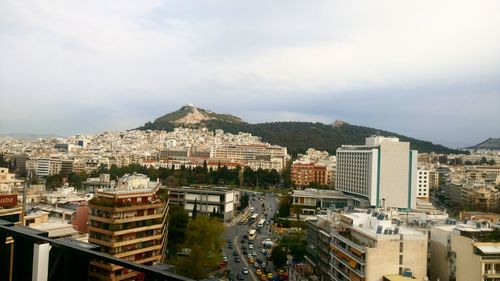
[
  {"left": 467, "top": 138, "right": 500, "bottom": 150},
  {"left": 138, "top": 105, "right": 463, "bottom": 155}
]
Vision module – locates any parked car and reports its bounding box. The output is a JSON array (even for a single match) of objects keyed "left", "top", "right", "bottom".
[
  {"left": 242, "top": 267, "right": 249, "bottom": 274},
  {"left": 248, "top": 244, "right": 254, "bottom": 249},
  {"left": 234, "top": 256, "right": 241, "bottom": 263},
  {"left": 237, "top": 273, "right": 245, "bottom": 280}
]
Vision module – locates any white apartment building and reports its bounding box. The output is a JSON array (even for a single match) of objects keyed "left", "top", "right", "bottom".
[
  {"left": 336, "top": 136, "right": 418, "bottom": 209},
  {"left": 167, "top": 186, "right": 239, "bottom": 221},
  {"left": 306, "top": 210, "right": 428, "bottom": 281},
  {"left": 417, "top": 169, "right": 430, "bottom": 201},
  {"left": 26, "top": 157, "right": 62, "bottom": 177},
  {"left": 211, "top": 144, "right": 288, "bottom": 171},
  {"left": 430, "top": 219, "right": 500, "bottom": 281}
]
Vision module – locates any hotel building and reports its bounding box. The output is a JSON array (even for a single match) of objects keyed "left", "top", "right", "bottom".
[{"left": 336, "top": 136, "right": 418, "bottom": 209}]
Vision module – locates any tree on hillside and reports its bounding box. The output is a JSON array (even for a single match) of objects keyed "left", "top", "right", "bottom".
[{"left": 175, "top": 216, "right": 225, "bottom": 279}]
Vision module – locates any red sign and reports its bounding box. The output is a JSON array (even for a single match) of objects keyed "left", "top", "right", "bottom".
[{"left": 0, "top": 195, "right": 17, "bottom": 207}]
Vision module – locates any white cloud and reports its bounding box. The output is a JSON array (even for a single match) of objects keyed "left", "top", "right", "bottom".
[{"left": 0, "top": 0, "right": 499, "bottom": 146}]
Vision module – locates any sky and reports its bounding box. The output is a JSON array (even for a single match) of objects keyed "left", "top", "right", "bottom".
[{"left": 0, "top": 1, "right": 499, "bottom": 148}]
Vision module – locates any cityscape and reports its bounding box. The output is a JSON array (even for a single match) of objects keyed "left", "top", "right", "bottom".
[{"left": 1, "top": 1, "right": 500, "bottom": 281}]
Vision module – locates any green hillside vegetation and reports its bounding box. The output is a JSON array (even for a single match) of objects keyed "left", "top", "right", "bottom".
[{"left": 138, "top": 106, "right": 463, "bottom": 155}]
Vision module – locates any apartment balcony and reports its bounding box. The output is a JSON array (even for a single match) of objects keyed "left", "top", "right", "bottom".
[
  {"left": 331, "top": 240, "right": 365, "bottom": 264},
  {"left": 88, "top": 223, "right": 163, "bottom": 236},
  {"left": 332, "top": 231, "right": 367, "bottom": 253},
  {"left": 331, "top": 252, "right": 365, "bottom": 277},
  {"left": 89, "top": 212, "right": 165, "bottom": 224},
  {"left": 89, "top": 199, "right": 164, "bottom": 212},
  {"left": 484, "top": 269, "right": 500, "bottom": 278},
  {"left": 330, "top": 260, "right": 350, "bottom": 280},
  {"left": 89, "top": 233, "right": 163, "bottom": 248}
]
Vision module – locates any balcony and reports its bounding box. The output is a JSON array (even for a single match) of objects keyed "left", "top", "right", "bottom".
[
  {"left": 331, "top": 241, "right": 365, "bottom": 264},
  {"left": 331, "top": 252, "right": 365, "bottom": 277},
  {"left": 332, "top": 231, "right": 368, "bottom": 253}
]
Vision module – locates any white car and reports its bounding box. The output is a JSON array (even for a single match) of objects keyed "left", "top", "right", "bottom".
[
  {"left": 242, "top": 267, "right": 249, "bottom": 274},
  {"left": 248, "top": 244, "right": 254, "bottom": 249}
]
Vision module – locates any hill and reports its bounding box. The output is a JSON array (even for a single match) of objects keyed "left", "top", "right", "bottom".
[
  {"left": 138, "top": 105, "right": 462, "bottom": 155},
  {"left": 467, "top": 138, "right": 500, "bottom": 150}
]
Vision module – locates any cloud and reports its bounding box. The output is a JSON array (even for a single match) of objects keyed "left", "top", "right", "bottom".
[{"left": 0, "top": 0, "right": 499, "bottom": 147}]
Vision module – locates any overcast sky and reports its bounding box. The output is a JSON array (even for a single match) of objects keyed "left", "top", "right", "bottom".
[{"left": 1, "top": 1, "right": 499, "bottom": 148}]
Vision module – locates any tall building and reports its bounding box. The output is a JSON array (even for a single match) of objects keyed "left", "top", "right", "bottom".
[
  {"left": 417, "top": 169, "right": 430, "bottom": 202},
  {"left": 430, "top": 219, "right": 500, "bottom": 281},
  {"left": 336, "top": 136, "right": 418, "bottom": 209},
  {"left": 88, "top": 173, "right": 168, "bottom": 281},
  {"left": 305, "top": 210, "right": 428, "bottom": 281}
]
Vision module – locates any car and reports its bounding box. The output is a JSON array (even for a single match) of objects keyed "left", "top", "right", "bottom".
[
  {"left": 260, "top": 274, "right": 267, "bottom": 281},
  {"left": 228, "top": 244, "right": 233, "bottom": 249},
  {"left": 247, "top": 253, "right": 252, "bottom": 259},
  {"left": 242, "top": 246, "right": 247, "bottom": 251},
  {"left": 261, "top": 261, "right": 267, "bottom": 268},
  {"left": 243, "top": 250, "right": 248, "bottom": 255},
  {"left": 267, "top": 273, "right": 273, "bottom": 280},
  {"left": 237, "top": 273, "right": 245, "bottom": 280},
  {"left": 248, "top": 258, "right": 255, "bottom": 264},
  {"left": 233, "top": 250, "right": 238, "bottom": 256},
  {"left": 253, "top": 262, "right": 259, "bottom": 268},
  {"left": 223, "top": 256, "right": 228, "bottom": 262},
  {"left": 248, "top": 244, "right": 253, "bottom": 249},
  {"left": 260, "top": 248, "right": 267, "bottom": 254},
  {"left": 243, "top": 235, "right": 248, "bottom": 239},
  {"left": 256, "top": 269, "right": 262, "bottom": 276},
  {"left": 252, "top": 252, "right": 257, "bottom": 257},
  {"left": 256, "top": 258, "right": 263, "bottom": 264},
  {"left": 234, "top": 256, "right": 241, "bottom": 262},
  {"left": 242, "top": 267, "right": 249, "bottom": 274}
]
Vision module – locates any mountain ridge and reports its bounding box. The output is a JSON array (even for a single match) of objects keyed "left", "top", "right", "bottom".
[
  {"left": 467, "top": 138, "right": 500, "bottom": 150},
  {"left": 137, "top": 105, "right": 463, "bottom": 155}
]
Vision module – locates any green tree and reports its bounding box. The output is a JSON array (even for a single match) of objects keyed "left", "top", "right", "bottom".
[
  {"left": 192, "top": 199, "right": 198, "bottom": 219},
  {"left": 271, "top": 245, "right": 287, "bottom": 268},
  {"left": 46, "top": 174, "right": 64, "bottom": 191},
  {"left": 175, "top": 216, "right": 224, "bottom": 279},
  {"left": 239, "top": 193, "right": 249, "bottom": 210},
  {"left": 489, "top": 159, "right": 496, "bottom": 165},
  {"left": 167, "top": 205, "right": 189, "bottom": 256},
  {"left": 278, "top": 195, "right": 292, "bottom": 218},
  {"left": 481, "top": 157, "right": 488, "bottom": 165}
]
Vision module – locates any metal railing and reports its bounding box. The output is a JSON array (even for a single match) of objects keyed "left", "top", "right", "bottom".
[{"left": 0, "top": 219, "right": 192, "bottom": 281}]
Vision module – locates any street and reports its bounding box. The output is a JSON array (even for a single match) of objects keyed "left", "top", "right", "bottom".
[{"left": 222, "top": 192, "right": 279, "bottom": 281}]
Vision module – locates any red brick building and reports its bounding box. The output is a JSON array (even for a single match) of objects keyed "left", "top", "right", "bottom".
[{"left": 291, "top": 163, "right": 328, "bottom": 186}]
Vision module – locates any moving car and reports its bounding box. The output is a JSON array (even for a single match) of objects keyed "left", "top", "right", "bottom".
[{"left": 242, "top": 267, "right": 249, "bottom": 274}]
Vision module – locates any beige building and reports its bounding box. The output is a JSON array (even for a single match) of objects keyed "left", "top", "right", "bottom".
[
  {"left": 0, "top": 168, "right": 23, "bottom": 193},
  {"left": 306, "top": 210, "right": 428, "bottom": 281},
  {"left": 88, "top": 173, "right": 168, "bottom": 281},
  {"left": 336, "top": 136, "right": 418, "bottom": 209},
  {"left": 430, "top": 219, "right": 500, "bottom": 281},
  {"left": 417, "top": 169, "right": 430, "bottom": 201}
]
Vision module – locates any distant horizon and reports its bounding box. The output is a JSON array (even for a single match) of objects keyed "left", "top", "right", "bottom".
[
  {"left": 1, "top": 1, "right": 499, "bottom": 149},
  {"left": 1, "top": 104, "right": 497, "bottom": 150}
]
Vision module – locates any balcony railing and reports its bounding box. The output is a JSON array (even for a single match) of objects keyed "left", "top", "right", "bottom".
[{"left": 0, "top": 219, "right": 192, "bottom": 281}]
